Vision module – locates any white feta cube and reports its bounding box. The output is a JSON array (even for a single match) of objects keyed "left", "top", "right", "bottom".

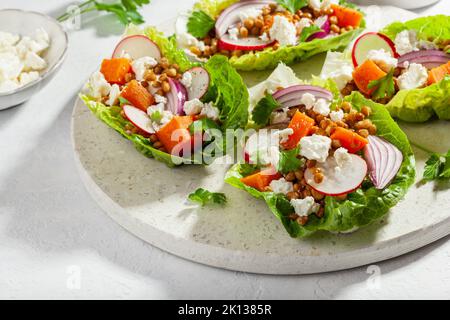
[
  {"left": 394, "top": 30, "right": 419, "bottom": 56},
  {"left": 23, "top": 51, "right": 47, "bottom": 71},
  {"left": 84, "top": 71, "right": 111, "bottom": 99},
  {"left": 107, "top": 84, "right": 121, "bottom": 106},
  {"left": 132, "top": 56, "right": 157, "bottom": 82},
  {"left": 19, "top": 71, "right": 40, "bottom": 86},
  {"left": 200, "top": 102, "right": 220, "bottom": 121},
  {"left": 313, "top": 98, "right": 330, "bottom": 116},
  {"left": 300, "top": 134, "right": 331, "bottom": 163},
  {"left": 269, "top": 16, "right": 297, "bottom": 46},
  {"left": 334, "top": 147, "right": 352, "bottom": 167},
  {"left": 300, "top": 92, "right": 316, "bottom": 110},
  {"left": 367, "top": 49, "right": 398, "bottom": 70},
  {"left": 330, "top": 109, "right": 344, "bottom": 122},
  {"left": 290, "top": 196, "right": 320, "bottom": 217},
  {"left": 183, "top": 98, "right": 203, "bottom": 115},
  {"left": 181, "top": 71, "right": 193, "bottom": 88},
  {"left": 397, "top": 63, "right": 428, "bottom": 90},
  {"left": 269, "top": 178, "right": 294, "bottom": 194}
]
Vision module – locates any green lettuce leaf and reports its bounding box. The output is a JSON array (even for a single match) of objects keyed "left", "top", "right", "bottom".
[
  {"left": 385, "top": 76, "right": 450, "bottom": 122},
  {"left": 381, "top": 15, "right": 450, "bottom": 47},
  {"left": 192, "top": 0, "right": 364, "bottom": 71},
  {"left": 225, "top": 92, "right": 415, "bottom": 237}
]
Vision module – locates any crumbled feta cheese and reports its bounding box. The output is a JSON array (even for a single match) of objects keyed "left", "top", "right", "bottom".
[
  {"left": 228, "top": 27, "right": 239, "bottom": 41},
  {"left": 147, "top": 103, "right": 173, "bottom": 132},
  {"left": 238, "top": 7, "right": 262, "bottom": 22},
  {"left": 330, "top": 109, "right": 344, "bottom": 122},
  {"left": 19, "top": 71, "right": 39, "bottom": 86},
  {"left": 183, "top": 98, "right": 203, "bottom": 115},
  {"left": 290, "top": 196, "right": 320, "bottom": 217},
  {"left": 0, "top": 31, "right": 19, "bottom": 49},
  {"left": 312, "top": 98, "right": 330, "bottom": 116},
  {"left": 300, "top": 92, "right": 316, "bottom": 109},
  {"left": 177, "top": 31, "right": 200, "bottom": 49},
  {"left": 308, "top": 0, "right": 322, "bottom": 10},
  {"left": 154, "top": 94, "right": 167, "bottom": 105},
  {"left": 23, "top": 51, "right": 47, "bottom": 71},
  {"left": 300, "top": 134, "right": 331, "bottom": 163},
  {"left": 132, "top": 56, "right": 157, "bottom": 81},
  {"left": 367, "top": 49, "right": 398, "bottom": 70},
  {"left": 269, "top": 16, "right": 297, "bottom": 47},
  {"left": 199, "top": 102, "right": 220, "bottom": 121},
  {"left": 397, "top": 63, "right": 428, "bottom": 90},
  {"left": 274, "top": 128, "right": 294, "bottom": 144},
  {"left": 334, "top": 147, "right": 352, "bottom": 167},
  {"left": 270, "top": 108, "right": 289, "bottom": 124},
  {"left": 0, "top": 79, "right": 19, "bottom": 93},
  {"left": 84, "top": 71, "right": 111, "bottom": 99},
  {"left": 320, "top": 51, "right": 354, "bottom": 90},
  {"left": 297, "top": 18, "right": 311, "bottom": 31},
  {"left": 270, "top": 178, "right": 294, "bottom": 194},
  {"left": 16, "top": 36, "right": 46, "bottom": 58},
  {"left": 181, "top": 71, "right": 193, "bottom": 88},
  {"left": 0, "top": 52, "right": 24, "bottom": 80},
  {"left": 33, "top": 28, "right": 50, "bottom": 51},
  {"left": 309, "top": 0, "right": 338, "bottom": 10},
  {"left": 107, "top": 84, "right": 121, "bottom": 106},
  {"left": 394, "top": 30, "right": 419, "bottom": 55}
]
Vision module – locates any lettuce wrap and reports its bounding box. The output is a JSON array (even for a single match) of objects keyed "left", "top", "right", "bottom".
[
  {"left": 225, "top": 90, "right": 415, "bottom": 237},
  {"left": 179, "top": 0, "right": 365, "bottom": 71},
  {"left": 81, "top": 27, "right": 249, "bottom": 167},
  {"left": 381, "top": 15, "right": 450, "bottom": 122}
]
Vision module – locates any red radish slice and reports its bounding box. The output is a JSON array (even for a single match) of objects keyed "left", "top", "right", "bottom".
[
  {"left": 218, "top": 34, "right": 274, "bottom": 51},
  {"left": 112, "top": 35, "right": 161, "bottom": 61},
  {"left": 166, "top": 78, "right": 187, "bottom": 115},
  {"left": 352, "top": 32, "right": 398, "bottom": 68},
  {"left": 307, "top": 16, "right": 331, "bottom": 41},
  {"left": 215, "top": 0, "right": 275, "bottom": 38},
  {"left": 185, "top": 67, "right": 210, "bottom": 100},
  {"left": 398, "top": 49, "right": 450, "bottom": 69},
  {"left": 363, "top": 136, "right": 403, "bottom": 190},
  {"left": 305, "top": 154, "right": 368, "bottom": 196},
  {"left": 123, "top": 105, "right": 154, "bottom": 134}
]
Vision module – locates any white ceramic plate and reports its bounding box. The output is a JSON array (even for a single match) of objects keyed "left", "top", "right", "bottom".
[{"left": 71, "top": 6, "right": 450, "bottom": 274}]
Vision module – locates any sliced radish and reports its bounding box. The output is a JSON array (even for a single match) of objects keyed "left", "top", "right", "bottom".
[
  {"left": 123, "top": 105, "right": 154, "bottom": 134},
  {"left": 218, "top": 34, "right": 274, "bottom": 52},
  {"left": 363, "top": 136, "right": 403, "bottom": 190},
  {"left": 166, "top": 78, "right": 187, "bottom": 115},
  {"left": 352, "top": 32, "right": 398, "bottom": 68},
  {"left": 112, "top": 35, "right": 161, "bottom": 61},
  {"left": 185, "top": 67, "right": 210, "bottom": 100},
  {"left": 398, "top": 49, "right": 450, "bottom": 69},
  {"left": 305, "top": 154, "right": 368, "bottom": 196},
  {"left": 215, "top": 0, "right": 275, "bottom": 38}
]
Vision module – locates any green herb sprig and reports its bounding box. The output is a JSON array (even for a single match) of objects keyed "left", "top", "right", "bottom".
[
  {"left": 188, "top": 188, "right": 227, "bottom": 206},
  {"left": 367, "top": 69, "right": 396, "bottom": 101},
  {"left": 58, "top": 0, "right": 151, "bottom": 25},
  {"left": 187, "top": 10, "right": 215, "bottom": 38},
  {"left": 275, "top": 0, "right": 308, "bottom": 13},
  {"left": 252, "top": 94, "right": 281, "bottom": 127}
]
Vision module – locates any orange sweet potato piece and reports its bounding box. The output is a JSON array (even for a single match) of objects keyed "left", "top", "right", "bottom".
[
  {"left": 281, "top": 111, "right": 315, "bottom": 150},
  {"left": 428, "top": 61, "right": 450, "bottom": 85},
  {"left": 100, "top": 58, "right": 131, "bottom": 85},
  {"left": 156, "top": 116, "right": 194, "bottom": 154},
  {"left": 331, "top": 4, "right": 363, "bottom": 28},
  {"left": 240, "top": 168, "right": 282, "bottom": 192},
  {"left": 330, "top": 127, "right": 368, "bottom": 153},
  {"left": 352, "top": 60, "right": 387, "bottom": 95},
  {"left": 120, "top": 80, "right": 155, "bottom": 112}
]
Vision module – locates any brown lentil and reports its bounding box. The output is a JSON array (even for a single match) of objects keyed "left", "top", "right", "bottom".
[
  {"left": 239, "top": 26, "right": 249, "bottom": 37},
  {"left": 358, "top": 129, "right": 369, "bottom": 138},
  {"left": 296, "top": 216, "right": 309, "bottom": 226},
  {"left": 287, "top": 191, "right": 300, "bottom": 200},
  {"left": 285, "top": 171, "right": 296, "bottom": 182},
  {"left": 330, "top": 24, "right": 340, "bottom": 34},
  {"left": 152, "top": 141, "right": 163, "bottom": 149},
  {"left": 329, "top": 15, "right": 338, "bottom": 25},
  {"left": 149, "top": 134, "right": 158, "bottom": 143}
]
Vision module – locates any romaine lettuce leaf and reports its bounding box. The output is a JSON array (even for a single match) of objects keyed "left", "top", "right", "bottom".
[
  {"left": 192, "top": 0, "right": 364, "bottom": 71},
  {"left": 225, "top": 91, "right": 415, "bottom": 237},
  {"left": 385, "top": 76, "right": 450, "bottom": 122},
  {"left": 381, "top": 15, "right": 450, "bottom": 47}
]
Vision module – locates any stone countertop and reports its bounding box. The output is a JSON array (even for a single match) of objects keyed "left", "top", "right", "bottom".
[{"left": 0, "top": 0, "right": 449, "bottom": 299}]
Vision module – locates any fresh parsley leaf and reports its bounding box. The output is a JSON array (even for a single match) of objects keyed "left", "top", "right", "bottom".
[
  {"left": 298, "top": 25, "right": 321, "bottom": 42},
  {"left": 277, "top": 146, "right": 304, "bottom": 174},
  {"left": 188, "top": 188, "right": 227, "bottom": 206},
  {"left": 339, "top": 0, "right": 359, "bottom": 10},
  {"left": 187, "top": 10, "right": 215, "bottom": 38},
  {"left": 423, "top": 150, "right": 450, "bottom": 181},
  {"left": 118, "top": 97, "right": 130, "bottom": 106},
  {"left": 368, "top": 69, "right": 396, "bottom": 100},
  {"left": 188, "top": 118, "right": 221, "bottom": 135},
  {"left": 252, "top": 94, "right": 281, "bottom": 127},
  {"left": 276, "top": 0, "right": 308, "bottom": 13}
]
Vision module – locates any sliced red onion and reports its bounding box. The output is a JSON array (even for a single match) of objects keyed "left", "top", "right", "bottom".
[
  {"left": 272, "top": 85, "right": 333, "bottom": 109},
  {"left": 398, "top": 49, "right": 449, "bottom": 69},
  {"left": 166, "top": 78, "right": 187, "bottom": 115},
  {"left": 215, "top": 0, "right": 275, "bottom": 38},
  {"left": 363, "top": 136, "right": 403, "bottom": 190},
  {"left": 307, "top": 16, "right": 331, "bottom": 41}
]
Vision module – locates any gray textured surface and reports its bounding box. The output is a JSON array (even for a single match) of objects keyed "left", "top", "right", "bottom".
[{"left": 1, "top": 0, "right": 449, "bottom": 298}]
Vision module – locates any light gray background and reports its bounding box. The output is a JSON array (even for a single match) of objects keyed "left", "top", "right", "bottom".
[{"left": 0, "top": 0, "right": 449, "bottom": 299}]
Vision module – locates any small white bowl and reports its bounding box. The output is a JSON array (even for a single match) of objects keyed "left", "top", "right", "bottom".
[
  {"left": 354, "top": 0, "right": 440, "bottom": 10},
  {"left": 0, "top": 9, "right": 68, "bottom": 110}
]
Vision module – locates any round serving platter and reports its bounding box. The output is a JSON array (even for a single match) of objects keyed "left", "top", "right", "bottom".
[{"left": 71, "top": 6, "right": 450, "bottom": 274}]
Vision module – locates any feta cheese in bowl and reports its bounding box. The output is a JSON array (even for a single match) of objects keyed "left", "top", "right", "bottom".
[{"left": 0, "top": 9, "right": 68, "bottom": 110}]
